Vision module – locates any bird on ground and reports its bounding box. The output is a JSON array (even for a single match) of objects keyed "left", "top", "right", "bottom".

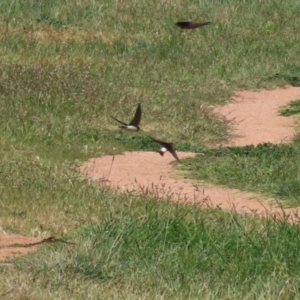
[
  {"left": 150, "top": 137, "right": 180, "bottom": 161},
  {"left": 111, "top": 104, "right": 142, "bottom": 131},
  {"left": 176, "top": 21, "right": 211, "bottom": 29}
]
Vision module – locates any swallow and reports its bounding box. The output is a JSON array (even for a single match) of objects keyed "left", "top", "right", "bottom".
[
  {"left": 176, "top": 21, "right": 211, "bottom": 29},
  {"left": 150, "top": 137, "right": 180, "bottom": 161},
  {"left": 111, "top": 104, "right": 142, "bottom": 131}
]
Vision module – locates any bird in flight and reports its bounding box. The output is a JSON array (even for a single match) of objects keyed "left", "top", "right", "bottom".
[
  {"left": 111, "top": 104, "right": 142, "bottom": 131},
  {"left": 150, "top": 137, "right": 180, "bottom": 161},
  {"left": 176, "top": 21, "right": 211, "bottom": 29}
]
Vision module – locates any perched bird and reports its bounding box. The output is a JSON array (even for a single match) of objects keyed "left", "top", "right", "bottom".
[
  {"left": 111, "top": 104, "right": 142, "bottom": 131},
  {"left": 150, "top": 137, "right": 180, "bottom": 161},
  {"left": 176, "top": 21, "right": 211, "bottom": 29}
]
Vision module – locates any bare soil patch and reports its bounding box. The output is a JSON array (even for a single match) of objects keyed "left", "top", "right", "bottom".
[{"left": 214, "top": 86, "right": 300, "bottom": 146}]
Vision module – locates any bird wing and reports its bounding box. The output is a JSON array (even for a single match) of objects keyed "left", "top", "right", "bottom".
[
  {"left": 129, "top": 104, "right": 142, "bottom": 126},
  {"left": 150, "top": 137, "right": 171, "bottom": 148},
  {"left": 193, "top": 21, "right": 211, "bottom": 28},
  {"left": 111, "top": 116, "right": 128, "bottom": 126},
  {"left": 176, "top": 22, "right": 187, "bottom": 28},
  {"left": 150, "top": 137, "right": 180, "bottom": 160},
  {"left": 176, "top": 21, "right": 211, "bottom": 29},
  {"left": 169, "top": 148, "right": 180, "bottom": 161}
]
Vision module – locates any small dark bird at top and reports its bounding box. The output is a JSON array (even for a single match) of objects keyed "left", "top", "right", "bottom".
[
  {"left": 176, "top": 21, "right": 211, "bottom": 29},
  {"left": 150, "top": 137, "right": 180, "bottom": 161},
  {"left": 111, "top": 104, "right": 142, "bottom": 131}
]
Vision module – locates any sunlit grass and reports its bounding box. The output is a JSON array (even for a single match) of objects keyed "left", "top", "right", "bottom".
[
  {"left": 2, "top": 199, "right": 300, "bottom": 299},
  {"left": 179, "top": 140, "right": 300, "bottom": 206},
  {"left": 1, "top": 0, "right": 300, "bottom": 160},
  {"left": 1, "top": 0, "right": 300, "bottom": 298}
]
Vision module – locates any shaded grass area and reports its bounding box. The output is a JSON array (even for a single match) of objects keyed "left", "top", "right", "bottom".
[
  {"left": 179, "top": 140, "right": 300, "bottom": 206},
  {"left": 270, "top": 66, "right": 300, "bottom": 87}
]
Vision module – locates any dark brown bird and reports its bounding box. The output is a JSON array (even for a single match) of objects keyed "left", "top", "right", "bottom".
[
  {"left": 176, "top": 21, "right": 211, "bottom": 29},
  {"left": 150, "top": 137, "right": 180, "bottom": 161},
  {"left": 111, "top": 104, "right": 142, "bottom": 131}
]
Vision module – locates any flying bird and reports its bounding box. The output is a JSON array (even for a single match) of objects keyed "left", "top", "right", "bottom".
[
  {"left": 176, "top": 21, "right": 211, "bottom": 29},
  {"left": 150, "top": 137, "right": 180, "bottom": 161},
  {"left": 111, "top": 104, "right": 142, "bottom": 131}
]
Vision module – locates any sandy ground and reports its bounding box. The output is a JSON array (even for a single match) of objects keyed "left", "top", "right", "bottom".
[
  {"left": 0, "top": 234, "right": 42, "bottom": 261},
  {"left": 214, "top": 87, "right": 299, "bottom": 147},
  {"left": 79, "top": 86, "right": 300, "bottom": 218},
  {"left": 1, "top": 86, "right": 300, "bottom": 261}
]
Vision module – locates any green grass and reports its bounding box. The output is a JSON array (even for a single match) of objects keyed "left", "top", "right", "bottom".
[
  {"left": 1, "top": 0, "right": 300, "bottom": 160},
  {"left": 2, "top": 197, "right": 300, "bottom": 299},
  {"left": 179, "top": 140, "right": 300, "bottom": 206},
  {"left": 1, "top": 0, "right": 300, "bottom": 298},
  {"left": 270, "top": 66, "right": 300, "bottom": 87},
  {"left": 280, "top": 99, "right": 300, "bottom": 116}
]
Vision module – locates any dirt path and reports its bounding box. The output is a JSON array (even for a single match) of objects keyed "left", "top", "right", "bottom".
[
  {"left": 214, "top": 87, "right": 299, "bottom": 146},
  {"left": 79, "top": 86, "right": 300, "bottom": 219},
  {"left": 79, "top": 151, "right": 297, "bottom": 220},
  {"left": 1, "top": 86, "right": 300, "bottom": 261}
]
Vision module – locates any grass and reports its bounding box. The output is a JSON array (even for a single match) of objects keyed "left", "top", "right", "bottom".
[
  {"left": 1, "top": 0, "right": 300, "bottom": 298},
  {"left": 280, "top": 99, "right": 300, "bottom": 116},
  {"left": 3, "top": 197, "right": 300, "bottom": 299},
  {"left": 271, "top": 66, "right": 300, "bottom": 87},
  {"left": 179, "top": 140, "right": 300, "bottom": 207},
  {"left": 1, "top": 0, "right": 300, "bottom": 160}
]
